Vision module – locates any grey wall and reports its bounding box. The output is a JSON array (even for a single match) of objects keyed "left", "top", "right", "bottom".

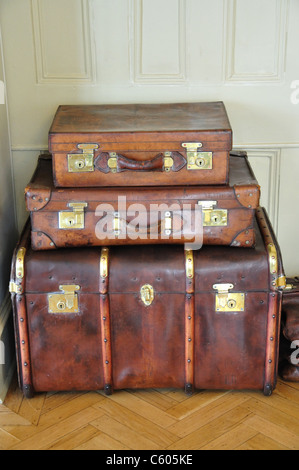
[{"left": 0, "top": 26, "right": 18, "bottom": 403}]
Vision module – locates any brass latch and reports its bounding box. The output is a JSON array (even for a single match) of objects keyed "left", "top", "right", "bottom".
[
  {"left": 140, "top": 284, "right": 154, "bottom": 307},
  {"left": 59, "top": 202, "right": 88, "bottom": 229},
  {"left": 48, "top": 285, "right": 81, "bottom": 314},
  {"left": 163, "top": 152, "right": 174, "bottom": 172},
  {"left": 108, "top": 153, "right": 118, "bottom": 173},
  {"left": 9, "top": 247, "right": 26, "bottom": 295},
  {"left": 9, "top": 282, "right": 23, "bottom": 295},
  {"left": 100, "top": 248, "right": 109, "bottom": 279},
  {"left": 182, "top": 143, "right": 213, "bottom": 170},
  {"left": 213, "top": 283, "right": 245, "bottom": 312},
  {"left": 164, "top": 211, "right": 172, "bottom": 236},
  {"left": 68, "top": 144, "right": 98, "bottom": 173},
  {"left": 198, "top": 201, "right": 228, "bottom": 226},
  {"left": 113, "top": 212, "right": 121, "bottom": 236}
]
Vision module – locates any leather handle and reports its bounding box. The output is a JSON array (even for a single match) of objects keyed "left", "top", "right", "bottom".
[
  {"left": 117, "top": 153, "right": 165, "bottom": 171},
  {"left": 95, "top": 151, "right": 186, "bottom": 174}
]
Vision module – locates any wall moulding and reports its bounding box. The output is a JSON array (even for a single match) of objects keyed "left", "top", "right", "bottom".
[
  {"left": 31, "top": 0, "right": 96, "bottom": 84},
  {"left": 233, "top": 146, "right": 281, "bottom": 233},
  {"left": 224, "top": 0, "right": 289, "bottom": 83},
  {"left": 132, "top": 0, "right": 187, "bottom": 84}
]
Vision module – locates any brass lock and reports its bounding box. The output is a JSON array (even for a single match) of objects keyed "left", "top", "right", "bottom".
[
  {"left": 182, "top": 143, "right": 213, "bottom": 170},
  {"left": 59, "top": 203, "right": 88, "bottom": 230},
  {"left": 68, "top": 144, "right": 98, "bottom": 173},
  {"left": 213, "top": 284, "right": 245, "bottom": 312},
  {"left": 48, "top": 285, "right": 81, "bottom": 314},
  {"left": 198, "top": 201, "right": 228, "bottom": 227}
]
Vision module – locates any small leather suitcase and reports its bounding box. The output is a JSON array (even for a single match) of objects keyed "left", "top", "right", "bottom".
[
  {"left": 279, "top": 277, "right": 299, "bottom": 382},
  {"left": 25, "top": 151, "right": 260, "bottom": 250},
  {"left": 48, "top": 102, "right": 232, "bottom": 188},
  {"left": 10, "top": 208, "right": 286, "bottom": 398}
]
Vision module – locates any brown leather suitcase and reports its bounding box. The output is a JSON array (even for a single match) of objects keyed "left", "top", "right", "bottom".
[
  {"left": 25, "top": 151, "right": 260, "bottom": 250},
  {"left": 48, "top": 102, "right": 232, "bottom": 188},
  {"left": 10, "top": 208, "right": 286, "bottom": 398},
  {"left": 279, "top": 277, "right": 299, "bottom": 382}
]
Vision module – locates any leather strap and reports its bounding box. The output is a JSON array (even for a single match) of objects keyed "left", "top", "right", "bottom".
[
  {"left": 263, "top": 291, "right": 281, "bottom": 396},
  {"left": 10, "top": 243, "right": 34, "bottom": 398},
  {"left": 99, "top": 248, "right": 113, "bottom": 395},
  {"left": 184, "top": 249, "right": 195, "bottom": 395}
]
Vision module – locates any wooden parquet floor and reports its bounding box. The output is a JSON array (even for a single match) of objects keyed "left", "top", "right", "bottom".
[{"left": 1, "top": 376, "right": 299, "bottom": 450}]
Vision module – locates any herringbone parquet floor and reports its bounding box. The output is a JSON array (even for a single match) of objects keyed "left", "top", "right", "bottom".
[{"left": 1, "top": 376, "right": 299, "bottom": 450}]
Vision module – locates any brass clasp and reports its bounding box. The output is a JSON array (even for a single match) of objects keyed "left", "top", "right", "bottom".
[
  {"left": 59, "top": 202, "right": 88, "bottom": 229},
  {"left": 68, "top": 144, "right": 98, "bottom": 173},
  {"left": 48, "top": 285, "right": 81, "bottom": 314},
  {"left": 198, "top": 201, "right": 228, "bottom": 226},
  {"left": 213, "top": 283, "right": 245, "bottom": 312},
  {"left": 182, "top": 143, "right": 213, "bottom": 170}
]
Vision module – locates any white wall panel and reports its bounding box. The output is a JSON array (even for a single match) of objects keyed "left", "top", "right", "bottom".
[
  {"left": 134, "top": 0, "right": 186, "bottom": 83},
  {"left": 31, "top": 0, "right": 96, "bottom": 83},
  {"left": 225, "top": 0, "right": 289, "bottom": 82},
  {"left": 277, "top": 148, "right": 299, "bottom": 276},
  {"left": 247, "top": 150, "right": 281, "bottom": 232}
]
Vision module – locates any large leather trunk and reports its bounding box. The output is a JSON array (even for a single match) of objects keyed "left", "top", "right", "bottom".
[
  {"left": 279, "top": 277, "right": 299, "bottom": 382},
  {"left": 49, "top": 102, "right": 232, "bottom": 188},
  {"left": 25, "top": 151, "right": 260, "bottom": 250},
  {"left": 10, "top": 208, "right": 286, "bottom": 398}
]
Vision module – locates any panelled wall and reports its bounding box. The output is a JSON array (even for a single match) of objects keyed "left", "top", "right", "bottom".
[{"left": 0, "top": 0, "right": 298, "bottom": 277}]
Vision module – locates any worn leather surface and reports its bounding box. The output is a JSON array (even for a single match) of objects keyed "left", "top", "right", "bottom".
[
  {"left": 10, "top": 208, "right": 284, "bottom": 395},
  {"left": 49, "top": 102, "right": 232, "bottom": 134},
  {"left": 26, "top": 153, "right": 260, "bottom": 249},
  {"left": 49, "top": 102, "right": 232, "bottom": 187}
]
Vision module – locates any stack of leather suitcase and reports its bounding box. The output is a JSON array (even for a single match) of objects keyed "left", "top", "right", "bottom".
[{"left": 9, "top": 102, "right": 288, "bottom": 398}]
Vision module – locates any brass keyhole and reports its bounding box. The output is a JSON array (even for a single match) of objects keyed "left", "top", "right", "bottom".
[
  {"left": 196, "top": 158, "right": 206, "bottom": 167},
  {"left": 66, "top": 217, "right": 75, "bottom": 227},
  {"left": 75, "top": 160, "right": 85, "bottom": 170},
  {"left": 227, "top": 299, "right": 237, "bottom": 309},
  {"left": 211, "top": 214, "right": 220, "bottom": 224},
  {"left": 57, "top": 301, "right": 66, "bottom": 310}
]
